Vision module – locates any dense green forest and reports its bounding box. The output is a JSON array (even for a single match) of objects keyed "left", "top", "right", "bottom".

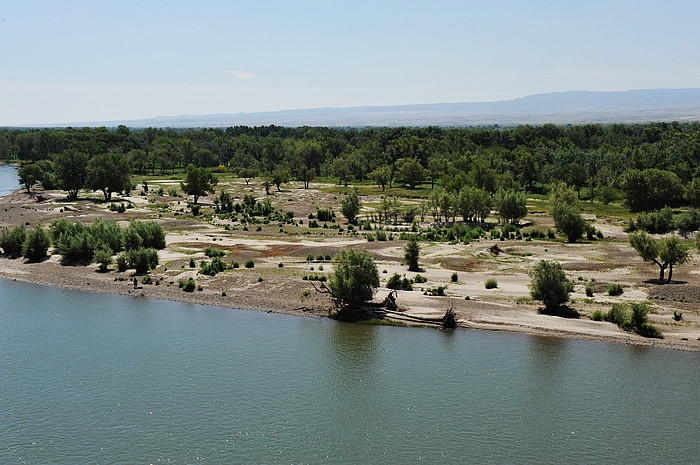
[{"left": 2, "top": 123, "right": 699, "bottom": 213}]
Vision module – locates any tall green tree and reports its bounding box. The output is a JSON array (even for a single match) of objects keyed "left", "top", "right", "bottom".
[
  {"left": 621, "top": 169, "right": 684, "bottom": 212},
  {"left": 181, "top": 164, "right": 217, "bottom": 204},
  {"left": 404, "top": 235, "right": 420, "bottom": 271},
  {"left": 86, "top": 152, "right": 131, "bottom": 201},
  {"left": 494, "top": 189, "right": 528, "bottom": 225},
  {"left": 53, "top": 149, "right": 89, "bottom": 199},
  {"left": 340, "top": 189, "right": 361, "bottom": 224},
  {"left": 18, "top": 163, "right": 43, "bottom": 193},
  {"left": 550, "top": 183, "right": 587, "bottom": 242}
]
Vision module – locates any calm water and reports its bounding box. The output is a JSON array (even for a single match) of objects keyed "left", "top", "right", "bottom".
[
  {"left": 0, "top": 164, "right": 20, "bottom": 197},
  {"left": 0, "top": 165, "right": 699, "bottom": 463},
  {"left": 1, "top": 279, "right": 698, "bottom": 464}
]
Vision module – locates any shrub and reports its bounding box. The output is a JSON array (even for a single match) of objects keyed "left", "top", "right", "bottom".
[
  {"left": 673, "top": 310, "right": 683, "bottom": 321},
  {"left": 585, "top": 285, "right": 594, "bottom": 297},
  {"left": 204, "top": 247, "right": 226, "bottom": 258},
  {"left": 189, "top": 257, "right": 196, "bottom": 268},
  {"left": 606, "top": 303, "right": 629, "bottom": 326},
  {"left": 316, "top": 208, "right": 334, "bottom": 222},
  {"left": 607, "top": 283, "right": 624, "bottom": 296},
  {"left": 142, "top": 275, "right": 152, "bottom": 284},
  {"left": 93, "top": 247, "right": 113, "bottom": 272},
  {"left": 22, "top": 226, "right": 50, "bottom": 261},
  {"left": 244, "top": 259, "right": 255, "bottom": 268},
  {"left": 529, "top": 260, "right": 573, "bottom": 310},
  {"left": 128, "top": 221, "right": 166, "bottom": 249},
  {"left": 590, "top": 310, "right": 606, "bottom": 321},
  {"left": 200, "top": 256, "right": 227, "bottom": 276},
  {"left": 451, "top": 272, "right": 458, "bottom": 282},
  {"left": 127, "top": 247, "right": 159, "bottom": 273},
  {"left": 0, "top": 224, "right": 26, "bottom": 257},
  {"left": 116, "top": 253, "right": 128, "bottom": 272},
  {"left": 424, "top": 285, "right": 446, "bottom": 296},
  {"left": 484, "top": 278, "right": 498, "bottom": 289},
  {"left": 375, "top": 229, "right": 387, "bottom": 241},
  {"left": 179, "top": 278, "right": 196, "bottom": 292}
]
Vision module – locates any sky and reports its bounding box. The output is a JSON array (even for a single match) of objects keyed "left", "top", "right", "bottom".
[{"left": 1, "top": 0, "right": 699, "bottom": 126}]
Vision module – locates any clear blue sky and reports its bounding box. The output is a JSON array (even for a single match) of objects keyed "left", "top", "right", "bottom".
[{"left": 1, "top": 0, "right": 699, "bottom": 125}]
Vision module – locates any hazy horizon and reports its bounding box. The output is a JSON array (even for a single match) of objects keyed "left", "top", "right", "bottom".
[{"left": 2, "top": 1, "right": 699, "bottom": 126}]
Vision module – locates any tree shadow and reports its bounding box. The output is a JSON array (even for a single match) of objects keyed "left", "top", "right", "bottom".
[
  {"left": 643, "top": 279, "right": 688, "bottom": 285},
  {"left": 538, "top": 305, "right": 580, "bottom": 319}
]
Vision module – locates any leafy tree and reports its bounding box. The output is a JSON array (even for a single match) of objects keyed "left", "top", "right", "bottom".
[
  {"left": 341, "top": 189, "right": 361, "bottom": 224},
  {"left": 455, "top": 186, "right": 491, "bottom": 223},
  {"left": 529, "top": 260, "right": 574, "bottom": 311},
  {"left": 86, "top": 152, "right": 131, "bottom": 201},
  {"left": 18, "top": 163, "right": 43, "bottom": 193},
  {"left": 238, "top": 167, "right": 257, "bottom": 185},
  {"left": 494, "top": 189, "right": 528, "bottom": 225},
  {"left": 687, "top": 177, "right": 700, "bottom": 207},
  {"left": 0, "top": 225, "right": 26, "bottom": 257},
  {"left": 395, "top": 157, "right": 425, "bottom": 189},
  {"left": 629, "top": 231, "right": 691, "bottom": 284},
  {"left": 659, "top": 236, "right": 691, "bottom": 283},
  {"left": 22, "top": 225, "right": 50, "bottom": 261},
  {"left": 181, "top": 164, "right": 217, "bottom": 204},
  {"left": 621, "top": 168, "right": 684, "bottom": 212},
  {"left": 369, "top": 165, "right": 392, "bottom": 191},
  {"left": 427, "top": 155, "right": 448, "bottom": 189},
  {"left": 271, "top": 167, "right": 290, "bottom": 191},
  {"left": 404, "top": 235, "right": 420, "bottom": 271},
  {"left": 53, "top": 149, "right": 89, "bottom": 199},
  {"left": 328, "top": 249, "right": 379, "bottom": 305},
  {"left": 126, "top": 247, "right": 159, "bottom": 273},
  {"left": 550, "top": 183, "right": 587, "bottom": 242}
]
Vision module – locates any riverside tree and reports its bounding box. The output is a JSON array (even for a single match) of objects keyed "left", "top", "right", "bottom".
[
  {"left": 529, "top": 260, "right": 574, "bottom": 311},
  {"left": 53, "top": 149, "right": 89, "bottom": 199},
  {"left": 328, "top": 249, "right": 379, "bottom": 305},
  {"left": 22, "top": 225, "right": 50, "bottom": 261},
  {"left": 18, "top": 163, "right": 43, "bottom": 193},
  {"left": 629, "top": 231, "right": 691, "bottom": 284}
]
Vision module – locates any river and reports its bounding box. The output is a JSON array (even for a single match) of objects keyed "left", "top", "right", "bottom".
[{"left": 0, "top": 165, "right": 698, "bottom": 463}]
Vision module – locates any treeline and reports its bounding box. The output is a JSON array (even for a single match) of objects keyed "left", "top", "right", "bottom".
[{"left": 2, "top": 122, "right": 699, "bottom": 210}]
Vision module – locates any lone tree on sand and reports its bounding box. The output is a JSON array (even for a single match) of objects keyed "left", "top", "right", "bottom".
[
  {"left": 529, "top": 260, "right": 574, "bottom": 311},
  {"left": 629, "top": 231, "right": 691, "bottom": 284},
  {"left": 404, "top": 235, "right": 420, "bottom": 271},
  {"left": 327, "top": 249, "right": 379, "bottom": 306},
  {"left": 181, "top": 164, "right": 217, "bottom": 204}
]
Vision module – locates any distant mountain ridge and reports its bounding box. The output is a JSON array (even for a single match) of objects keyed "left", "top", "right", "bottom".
[{"left": 41, "top": 88, "right": 700, "bottom": 128}]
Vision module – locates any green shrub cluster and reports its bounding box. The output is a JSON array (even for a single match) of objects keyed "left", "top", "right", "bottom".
[
  {"left": 590, "top": 302, "right": 663, "bottom": 338},
  {"left": 199, "top": 256, "right": 228, "bottom": 276},
  {"left": 203, "top": 247, "right": 226, "bottom": 258},
  {"left": 607, "top": 283, "right": 624, "bottom": 296},
  {"left": 179, "top": 277, "right": 196, "bottom": 292},
  {"left": 627, "top": 206, "right": 699, "bottom": 233},
  {"left": 424, "top": 285, "right": 446, "bottom": 296},
  {"left": 0, "top": 224, "right": 26, "bottom": 257},
  {"left": 484, "top": 278, "right": 498, "bottom": 289},
  {"left": 386, "top": 273, "right": 414, "bottom": 291}
]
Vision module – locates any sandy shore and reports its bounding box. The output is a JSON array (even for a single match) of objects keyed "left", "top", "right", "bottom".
[{"left": 1, "top": 186, "right": 699, "bottom": 352}]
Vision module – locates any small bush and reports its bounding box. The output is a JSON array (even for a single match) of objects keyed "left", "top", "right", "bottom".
[
  {"left": 590, "top": 310, "right": 606, "bottom": 321},
  {"left": 413, "top": 274, "right": 427, "bottom": 283},
  {"left": 606, "top": 303, "right": 629, "bottom": 326},
  {"left": 424, "top": 285, "right": 446, "bottom": 296},
  {"left": 142, "top": 275, "right": 152, "bottom": 285},
  {"left": 673, "top": 310, "right": 683, "bottom": 321},
  {"left": 244, "top": 259, "right": 255, "bottom": 268},
  {"left": 257, "top": 276, "right": 263, "bottom": 282},
  {"left": 451, "top": 272, "right": 458, "bottom": 282},
  {"left": 179, "top": 278, "right": 196, "bottom": 292},
  {"left": 484, "top": 279, "right": 498, "bottom": 289},
  {"left": 189, "top": 257, "right": 196, "bottom": 268},
  {"left": 116, "top": 253, "right": 128, "bottom": 272},
  {"left": 22, "top": 226, "right": 50, "bottom": 261},
  {"left": 585, "top": 285, "right": 594, "bottom": 297},
  {"left": 93, "top": 247, "right": 113, "bottom": 272},
  {"left": 607, "top": 283, "right": 624, "bottom": 296}
]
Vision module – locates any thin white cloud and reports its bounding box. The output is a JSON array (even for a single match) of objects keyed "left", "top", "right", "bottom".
[{"left": 222, "top": 69, "right": 256, "bottom": 80}]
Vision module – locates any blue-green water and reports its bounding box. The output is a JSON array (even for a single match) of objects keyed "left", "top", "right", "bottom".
[
  {"left": 1, "top": 279, "right": 698, "bottom": 464},
  {"left": 0, "top": 164, "right": 698, "bottom": 463},
  {"left": 0, "top": 165, "right": 20, "bottom": 197}
]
